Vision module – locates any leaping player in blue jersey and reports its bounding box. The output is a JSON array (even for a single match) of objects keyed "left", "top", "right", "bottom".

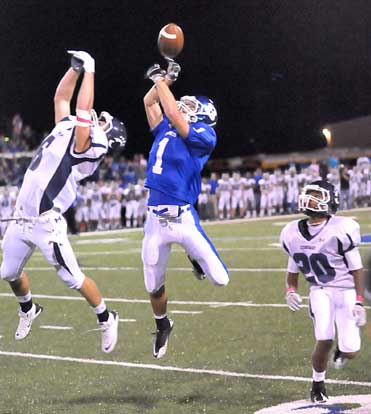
[
  {"left": 0, "top": 51, "right": 127, "bottom": 353},
  {"left": 143, "top": 60, "right": 229, "bottom": 359}
]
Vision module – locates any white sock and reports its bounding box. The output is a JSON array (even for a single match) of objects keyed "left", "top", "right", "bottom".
[
  {"left": 94, "top": 300, "right": 107, "bottom": 315},
  {"left": 154, "top": 313, "right": 167, "bottom": 320},
  {"left": 17, "top": 291, "right": 32, "bottom": 303},
  {"left": 312, "top": 368, "right": 326, "bottom": 382}
]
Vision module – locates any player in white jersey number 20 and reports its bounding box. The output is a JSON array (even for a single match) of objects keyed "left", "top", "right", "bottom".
[
  {"left": 0, "top": 51, "right": 127, "bottom": 353},
  {"left": 280, "top": 180, "right": 366, "bottom": 404},
  {"left": 143, "top": 60, "right": 229, "bottom": 359}
]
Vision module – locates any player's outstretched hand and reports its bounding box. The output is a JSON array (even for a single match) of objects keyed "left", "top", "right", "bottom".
[
  {"left": 145, "top": 64, "right": 166, "bottom": 83},
  {"left": 165, "top": 58, "right": 181, "bottom": 82},
  {"left": 353, "top": 302, "right": 367, "bottom": 326},
  {"left": 286, "top": 291, "right": 302, "bottom": 311},
  {"left": 67, "top": 50, "right": 95, "bottom": 73}
]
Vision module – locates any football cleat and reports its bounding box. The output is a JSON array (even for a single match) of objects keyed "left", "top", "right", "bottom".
[
  {"left": 99, "top": 311, "right": 119, "bottom": 353},
  {"left": 15, "top": 303, "right": 43, "bottom": 340},
  {"left": 187, "top": 255, "right": 206, "bottom": 281},
  {"left": 331, "top": 346, "right": 347, "bottom": 369},
  {"left": 310, "top": 381, "right": 329, "bottom": 403},
  {"left": 153, "top": 319, "right": 174, "bottom": 359}
]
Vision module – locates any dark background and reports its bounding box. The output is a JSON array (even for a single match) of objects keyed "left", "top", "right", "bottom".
[{"left": 1, "top": 0, "right": 371, "bottom": 158}]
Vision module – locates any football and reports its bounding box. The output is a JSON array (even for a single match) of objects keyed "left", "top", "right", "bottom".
[{"left": 157, "top": 23, "right": 184, "bottom": 59}]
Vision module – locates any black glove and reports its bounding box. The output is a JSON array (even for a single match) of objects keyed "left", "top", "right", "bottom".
[
  {"left": 145, "top": 64, "right": 166, "bottom": 82},
  {"left": 165, "top": 58, "right": 181, "bottom": 82}
]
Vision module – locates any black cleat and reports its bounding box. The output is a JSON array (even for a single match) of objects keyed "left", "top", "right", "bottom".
[
  {"left": 153, "top": 319, "right": 174, "bottom": 359},
  {"left": 310, "top": 381, "right": 329, "bottom": 403},
  {"left": 332, "top": 345, "right": 347, "bottom": 369},
  {"left": 187, "top": 255, "right": 206, "bottom": 280}
]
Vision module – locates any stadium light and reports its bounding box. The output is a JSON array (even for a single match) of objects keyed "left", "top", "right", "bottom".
[{"left": 322, "top": 128, "right": 332, "bottom": 145}]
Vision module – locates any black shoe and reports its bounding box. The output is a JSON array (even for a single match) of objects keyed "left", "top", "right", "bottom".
[
  {"left": 332, "top": 345, "right": 347, "bottom": 369},
  {"left": 153, "top": 319, "right": 174, "bottom": 359},
  {"left": 187, "top": 255, "right": 206, "bottom": 280},
  {"left": 310, "top": 381, "right": 328, "bottom": 403}
]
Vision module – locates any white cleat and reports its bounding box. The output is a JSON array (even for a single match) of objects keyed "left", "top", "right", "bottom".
[
  {"left": 15, "top": 303, "right": 43, "bottom": 340},
  {"left": 99, "top": 311, "right": 119, "bottom": 353}
]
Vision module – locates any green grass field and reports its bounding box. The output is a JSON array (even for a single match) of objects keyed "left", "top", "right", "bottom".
[{"left": 0, "top": 210, "right": 370, "bottom": 414}]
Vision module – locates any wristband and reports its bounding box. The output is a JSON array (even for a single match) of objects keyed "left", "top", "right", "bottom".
[
  {"left": 286, "top": 287, "right": 296, "bottom": 294},
  {"left": 356, "top": 295, "right": 364, "bottom": 303},
  {"left": 76, "top": 109, "right": 91, "bottom": 127}
]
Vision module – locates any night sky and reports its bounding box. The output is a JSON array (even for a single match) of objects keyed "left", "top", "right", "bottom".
[{"left": 2, "top": 0, "right": 371, "bottom": 158}]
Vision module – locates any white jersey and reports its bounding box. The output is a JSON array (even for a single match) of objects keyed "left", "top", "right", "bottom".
[
  {"left": 217, "top": 178, "right": 231, "bottom": 193},
  {"left": 280, "top": 216, "right": 362, "bottom": 289},
  {"left": 16, "top": 116, "right": 108, "bottom": 216}
]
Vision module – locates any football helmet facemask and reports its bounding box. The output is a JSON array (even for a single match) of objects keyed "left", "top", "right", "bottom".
[
  {"left": 177, "top": 95, "right": 218, "bottom": 127},
  {"left": 98, "top": 111, "right": 127, "bottom": 153},
  {"left": 298, "top": 180, "right": 339, "bottom": 217}
]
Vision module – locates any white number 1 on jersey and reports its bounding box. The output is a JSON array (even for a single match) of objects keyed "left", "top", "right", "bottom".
[{"left": 152, "top": 138, "right": 169, "bottom": 175}]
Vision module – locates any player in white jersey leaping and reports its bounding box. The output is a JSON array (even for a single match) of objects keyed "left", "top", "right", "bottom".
[
  {"left": 280, "top": 180, "right": 366, "bottom": 404},
  {"left": 0, "top": 51, "right": 127, "bottom": 353}
]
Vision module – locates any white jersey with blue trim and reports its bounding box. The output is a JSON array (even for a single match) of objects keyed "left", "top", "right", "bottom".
[
  {"left": 16, "top": 116, "right": 108, "bottom": 216},
  {"left": 280, "top": 216, "right": 362, "bottom": 289},
  {"left": 145, "top": 116, "right": 216, "bottom": 205}
]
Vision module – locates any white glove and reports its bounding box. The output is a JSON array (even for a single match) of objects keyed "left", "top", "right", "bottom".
[
  {"left": 145, "top": 63, "right": 166, "bottom": 83},
  {"left": 286, "top": 291, "right": 302, "bottom": 311},
  {"left": 165, "top": 58, "right": 181, "bottom": 82},
  {"left": 67, "top": 50, "right": 95, "bottom": 73},
  {"left": 353, "top": 302, "right": 367, "bottom": 327}
]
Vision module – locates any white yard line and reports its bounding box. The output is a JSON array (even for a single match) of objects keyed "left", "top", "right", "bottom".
[
  {"left": 21, "top": 266, "right": 371, "bottom": 273},
  {"left": 32, "top": 247, "right": 282, "bottom": 257},
  {"left": 22, "top": 266, "right": 289, "bottom": 272},
  {"left": 0, "top": 293, "right": 369, "bottom": 309},
  {"left": 0, "top": 350, "right": 370, "bottom": 387},
  {"left": 0, "top": 292, "right": 282, "bottom": 307},
  {"left": 170, "top": 310, "right": 203, "bottom": 314},
  {"left": 29, "top": 244, "right": 370, "bottom": 257},
  {"left": 40, "top": 325, "right": 73, "bottom": 330}
]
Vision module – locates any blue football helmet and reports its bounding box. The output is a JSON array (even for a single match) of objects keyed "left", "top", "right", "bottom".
[
  {"left": 177, "top": 95, "right": 218, "bottom": 127},
  {"left": 298, "top": 180, "right": 339, "bottom": 217}
]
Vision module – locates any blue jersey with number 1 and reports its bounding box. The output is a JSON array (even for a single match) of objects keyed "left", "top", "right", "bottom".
[{"left": 145, "top": 116, "right": 216, "bottom": 205}]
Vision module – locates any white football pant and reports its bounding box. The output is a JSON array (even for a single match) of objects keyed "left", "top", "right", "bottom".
[
  {"left": 1, "top": 209, "right": 85, "bottom": 289},
  {"left": 309, "top": 286, "right": 361, "bottom": 353},
  {"left": 142, "top": 205, "right": 229, "bottom": 293}
]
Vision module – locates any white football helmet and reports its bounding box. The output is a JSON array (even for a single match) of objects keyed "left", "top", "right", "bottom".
[
  {"left": 298, "top": 180, "right": 339, "bottom": 216},
  {"left": 177, "top": 95, "right": 217, "bottom": 127}
]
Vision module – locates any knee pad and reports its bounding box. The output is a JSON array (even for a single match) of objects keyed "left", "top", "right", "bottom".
[
  {"left": 0, "top": 263, "right": 22, "bottom": 282},
  {"left": 56, "top": 265, "right": 85, "bottom": 290}
]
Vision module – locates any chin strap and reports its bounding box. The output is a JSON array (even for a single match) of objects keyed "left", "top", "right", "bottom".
[{"left": 304, "top": 210, "right": 329, "bottom": 219}]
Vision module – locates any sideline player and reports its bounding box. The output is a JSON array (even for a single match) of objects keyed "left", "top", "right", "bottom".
[
  {"left": 142, "top": 60, "right": 229, "bottom": 359},
  {"left": 280, "top": 180, "right": 366, "bottom": 403},
  {"left": 0, "top": 51, "right": 127, "bottom": 352}
]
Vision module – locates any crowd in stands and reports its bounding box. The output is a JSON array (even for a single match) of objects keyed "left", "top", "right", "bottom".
[
  {"left": 0, "top": 113, "right": 370, "bottom": 235},
  {"left": 0, "top": 156, "right": 369, "bottom": 235}
]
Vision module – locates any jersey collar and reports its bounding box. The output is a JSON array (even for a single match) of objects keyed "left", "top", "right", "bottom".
[{"left": 298, "top": 216, "right": 331, "bottom": 241}]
